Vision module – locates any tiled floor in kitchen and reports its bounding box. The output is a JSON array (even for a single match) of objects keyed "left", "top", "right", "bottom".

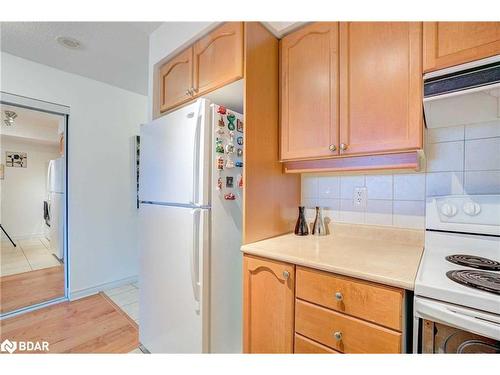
[
  {"left": 0, "top": 237, "right": 61, "bottom": 277},
  {"left": 103, "top": 282, "right": 142, "bottom": 353}
]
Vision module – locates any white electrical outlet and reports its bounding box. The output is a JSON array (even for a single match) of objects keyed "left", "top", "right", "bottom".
[{"left": 354, "top": 187, "right": 367, "bottom": 208}]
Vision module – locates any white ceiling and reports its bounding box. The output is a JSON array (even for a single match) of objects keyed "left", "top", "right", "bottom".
[
  {"left": 0, "top": 22, "right": 162, "bottom": 95},
  {"left": 1, "top": 104, "right": 61, "bottom": 144}
]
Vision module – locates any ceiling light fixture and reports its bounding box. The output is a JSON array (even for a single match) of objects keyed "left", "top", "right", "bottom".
[
  {"left": 56, "top": 36, "right": 82, "bottom": 50},
  {"left": 3, "top": 110, "right": 17, "bottom": 127}
]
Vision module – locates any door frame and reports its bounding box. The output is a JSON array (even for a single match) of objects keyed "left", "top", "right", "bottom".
[{"left": 0, "top": 91, "right": 70, "bottom": 319}]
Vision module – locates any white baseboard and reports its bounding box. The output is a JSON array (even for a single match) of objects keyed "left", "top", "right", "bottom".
[{"left": 69, "top": 275, "right": 138, "bottom": 301}]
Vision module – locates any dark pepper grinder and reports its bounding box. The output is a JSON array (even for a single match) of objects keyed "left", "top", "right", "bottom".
[{"left": 294, "top": 206, "right": 309, "bottom": 236}]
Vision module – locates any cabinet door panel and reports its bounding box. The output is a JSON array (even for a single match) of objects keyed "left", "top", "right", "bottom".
[
  {"left": 339, "top": 22, "right": 422, "bottom": 156},
  {"left": 193, "top": 22, "right": 243, "bottom": 96},
  {"left": 280, "top": 22, "right": 339, "bottom": 161},
  {"left": 243, "top": 255, "right": 294, "bottom": 353},
  {"left": 159, "top": 47, "right": 193, "bottom": 113},
  {"left": 424, "top": 22, "right": 500, "bottom": 72}
]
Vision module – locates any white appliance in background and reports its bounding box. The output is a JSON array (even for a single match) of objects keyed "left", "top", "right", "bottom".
[
  {"left": 139, "top": 98, "right": 244, "bottom": 353},
  {"left": 413, "top": 195, "right": 500, "bottom": 353},
  {"left": 46, "top": 157, "right": 64, "bottom": 261},
  {"left": 423, "top": 55, "right": 500, "bottom": 129}
]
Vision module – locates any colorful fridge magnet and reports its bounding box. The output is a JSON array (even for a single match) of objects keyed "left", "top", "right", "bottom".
[
  {"left": 228, "top": 130, "right": 235, "bottom": 140},
  {"left": 218, "top": 115, "right": 225, "bottom": 128},
  {"left": 235, "top": 161, "right": 243, "bottom": 168},
  {"left": 227, "top": 113, "right": 236, "bottom": 130},
  {"left": 217, "top": 156, "right": 224, "bottom": 170},
  {"left": 225, "top": 143, "right": 235, "bottom": 154},
  {"left": 226, "top": 176, "right": 234, "bottom": 188},
  {"left": 225, "top": 157, "right": 235, "bottom": 169},
  {"left": 216, "top": 177, "right": 223, "bottom": 190},
  {"left": 237, "top": 174, "right": 243, "bottom": 188},
  {"left": 216, "top": 128, "right": 225, "bottom": 136},
  {"left": 237, "top": 119, "right": 243, "bottom": 133},
  {"left": 217, "top": 106, "right": 227, "bottom": 115},
  {"left": 215, "top": 138, "right": 224, "bottom": 153},
  {"left": 237, "top": 136, "right": 243, "bottom": 146},
  {"left": 224, "top": 192, "right": 236, "bottom": 200},
  {"left": 237, "top": 148, "right": 243, "bottom": 157}
]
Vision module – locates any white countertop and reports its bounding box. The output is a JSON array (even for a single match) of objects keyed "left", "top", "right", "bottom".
[{"left": 241, "top": 223, "right": 424, "bottom": 290}]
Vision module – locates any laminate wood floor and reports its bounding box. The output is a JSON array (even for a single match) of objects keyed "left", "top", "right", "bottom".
[
  {"left": 0, "top": 293, "right": 139, "bottom": 353},
  {"left": 0, "top": 265, "right": 65, "bottom": 314}
]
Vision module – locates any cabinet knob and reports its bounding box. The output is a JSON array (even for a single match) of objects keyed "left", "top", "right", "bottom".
[
  {"left": 335, "top": 292, "right": 343, "bottom": 301},
  {"left": 333, "top": 331, "right": 343, "bottom": 341},
  {"left": 340, "top": 143, "right": 348, "bottom": 151},
  {"left": 186, "top": 89, "right": 192, "bottom": 96},
  {"left": 282, "top": 270, "right": 290, "bottom": 280},
  {"left": 329, "top": 144, "right": 337, "bottom": 152}
]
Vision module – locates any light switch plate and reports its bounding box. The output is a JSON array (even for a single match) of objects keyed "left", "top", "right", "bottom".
[{"left": 354, "top": 187, "right": 367, "bottom": 208}]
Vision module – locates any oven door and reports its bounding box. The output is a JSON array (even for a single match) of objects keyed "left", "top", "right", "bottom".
[{"left": 414, "top": 297, "right": 500, "bottom": 353}]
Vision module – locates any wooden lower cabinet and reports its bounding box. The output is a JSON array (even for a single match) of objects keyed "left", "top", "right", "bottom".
[
  {"left": 243, "top": 255, "right": 295, "bottom": 353},
  {"left": 294, "top": 334, "right": 340, "bottom": 354},
  {"left": 295, "top": 300, "right": 401, "bottom": 353},
  {"left": 242, "top": 255, "right": 406, "bottom": 354}
]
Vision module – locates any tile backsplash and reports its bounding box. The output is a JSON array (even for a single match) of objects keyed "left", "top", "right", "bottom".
[{"left": 301, "top": 120, "right": 500, "bottom": 230}]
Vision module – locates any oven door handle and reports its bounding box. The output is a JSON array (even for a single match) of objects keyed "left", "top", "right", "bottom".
[{"left": 416, "top": 298, "right": 500, "bottom": 341}]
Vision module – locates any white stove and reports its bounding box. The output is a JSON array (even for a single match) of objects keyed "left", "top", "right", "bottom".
[{"left": 413, "top": 195, "right": 500, "bottom": 353}]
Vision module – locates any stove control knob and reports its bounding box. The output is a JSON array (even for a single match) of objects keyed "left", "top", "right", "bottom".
[
  {"left": 463, "top": 202, "right": 481, "bottom": 216},
  {"left": 440, "top": 203, "right": 457, "bottom": 217}
]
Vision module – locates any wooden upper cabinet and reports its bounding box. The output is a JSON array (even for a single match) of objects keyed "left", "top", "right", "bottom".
[
  {"left": 280, "top": 22, "right": 339, "bottom": 161},
  {"left": 193, "top": 22, "right": 244, "bottom": 96},
  {"left": 159, "top": 47, "right": 193, "bottom": 113},
  {"left": 424, "top": 22, "right": 500, "bottom": 72},
  {"left": 243, "top": 255, "right": 295, "bottom": 353},
  {"left": 339, "top": 22, "right": 422, "bottom": 156}
]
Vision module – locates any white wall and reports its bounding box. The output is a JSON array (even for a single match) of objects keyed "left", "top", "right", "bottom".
[
  {"left": 148, "top": 22, "right": 216, "bottom": 120},
  {"left": 301, "top": 121, "right": 500, "bottom": 230},
  {"left": 1, "top": 52, "right": 147, "bottom": 295},
  {"left": 1, "top": 136, "right": 60, "bottom": 239}
]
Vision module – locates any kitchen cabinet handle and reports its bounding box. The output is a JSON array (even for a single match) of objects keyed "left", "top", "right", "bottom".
[
  {"left": 333, "top": 331, "right": 343, "bottom": 341},
  {"left": 335, "top": 292, "right": 343, "bottom": 301},
  {"left": 186, "top": 89, "right": 192, "bottom": 96},
  {"left": 282, "top": 270, "right": 290, "bottom": 280},
  {"left": 340, "top": 143, "right": 348, "bottom": 151},
  {"left": 329, "top": 144, "right": 337, "bottom": 152}
]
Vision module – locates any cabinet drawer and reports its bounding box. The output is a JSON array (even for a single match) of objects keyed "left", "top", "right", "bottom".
[
  {"left": 294, "top": 334, "right": 340, "bottom": 354},
  {"left": 295, "top": 300, "right": 401, "bottom": 353},
  {"left": 296, "top": 266, "right": 403, "bottom": 330}
]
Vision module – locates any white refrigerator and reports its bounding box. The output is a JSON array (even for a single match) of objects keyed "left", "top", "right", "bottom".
[
  {"left": 139, "top": 99, "right": 243, "bottom": 353},
  {"left": 46, "top": 157, "right": 64, "bottom": 261}
]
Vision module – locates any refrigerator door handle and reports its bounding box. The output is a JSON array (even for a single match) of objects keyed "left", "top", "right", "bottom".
[
  {"left": 190, "top": 108, "right": 201, "bottom": 206},
  {"left": 191, "top": 208, "right": 201, "bottom": 312}
]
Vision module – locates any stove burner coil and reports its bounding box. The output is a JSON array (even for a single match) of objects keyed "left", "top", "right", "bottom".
[
  {"left": 446, "top": 270, "right": 500, "bottom": 295},
  {"left": 445, "top": 254, "right": 500, "bottom": 271}
]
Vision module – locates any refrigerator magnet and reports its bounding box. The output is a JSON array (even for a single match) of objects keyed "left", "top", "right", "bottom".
[
  {"left": 227, "top": 113, "right": 236, "bottom": 130},
  {"left": 237, "top": 174, "right": 243, "bottom": 188},
  {"left": 216, "top": 138, "right": 224, "bottom": 153},
  {"left": 235, "top": 161, "right": 243, "bottom": 168},
  {"left": 225, "top": 143, "right": 235, "bottom": 154},
  {"left": 226, "top": 176, "right": 234, "bottom": 188},
  {"left": 217, "top": 105, "right": 227, "bottom": 114},
  {"left": 237, "top": 119, "right": 243, "bottom": 133},
  {"left": 237, "top": 148, "right": 243, "bottom": 157},
  {"left": 237, "top": 137, "right": 243, "bottom": 145},
  {"left": 217, "top": 156, "right": 224, "bottom": 170},
  {"left": 216, "top": 177, "right": 223, "bottom": 190},
  {"left": 225, "top": 158, "right": 235, "bottom": 169},
  {"left": 218, "top": 115, "right": 225, "bottom": 127},
  {"left": 224, "top": 192, "right": 236, "bottom": 200}
]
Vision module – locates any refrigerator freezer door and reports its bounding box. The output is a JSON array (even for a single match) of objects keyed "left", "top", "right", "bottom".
[
  {"left": 139, "top": 204, "right": 209, "bottom": 353},
  {"left": 139, "top": 99, "right": 211, "bottom": 206}
]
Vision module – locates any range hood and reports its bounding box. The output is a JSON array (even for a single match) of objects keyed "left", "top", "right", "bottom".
[{"left": 423, "top": 55, "right": 500, "bottom": 129}]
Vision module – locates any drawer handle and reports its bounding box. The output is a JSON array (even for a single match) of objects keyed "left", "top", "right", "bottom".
[
  {"left": 282, "top": 270, "right": 290, "bottom": 280},
  {"left": 335, "top": 292, "right": 343, "bottom": 301},
  {"left": 333, "top": 331, "right": 343, "bottom": 341}
]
